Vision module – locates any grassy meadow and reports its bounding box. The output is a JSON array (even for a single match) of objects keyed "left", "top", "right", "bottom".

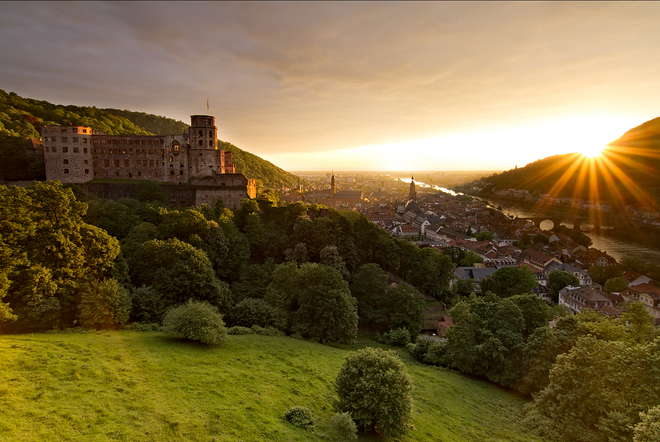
[{"left": 0, "top": 331, "right": 544, "bottom": 442}]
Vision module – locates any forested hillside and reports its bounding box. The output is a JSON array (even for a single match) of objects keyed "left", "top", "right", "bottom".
[
  {"left": 0, "top": 89, "right": 298, "bottom": 188},
  {"left": 478, "top": 115, "right": 660, "bottom": 209}
]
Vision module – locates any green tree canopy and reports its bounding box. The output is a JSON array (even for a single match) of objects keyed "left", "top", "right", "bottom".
[{"left": 334, "top": 348, "right": 414, "bottom": 439}]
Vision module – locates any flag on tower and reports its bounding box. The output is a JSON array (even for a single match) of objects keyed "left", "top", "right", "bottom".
[{"left": 207, "top": 99, "right": 209, "bottom": 110}]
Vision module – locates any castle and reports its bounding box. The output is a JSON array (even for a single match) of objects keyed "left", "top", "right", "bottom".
[{"left": 41, "top": 115, "right": 256, "bottom": 209}]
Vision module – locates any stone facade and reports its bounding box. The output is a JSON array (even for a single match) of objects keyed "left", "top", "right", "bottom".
[{"left": 42, "top": 115, "right": 256, "bottom": 210}]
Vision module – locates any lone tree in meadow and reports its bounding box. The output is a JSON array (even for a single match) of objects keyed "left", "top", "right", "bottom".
[{"left": 334, "top": 347, "right": 414, "bottom": 439}]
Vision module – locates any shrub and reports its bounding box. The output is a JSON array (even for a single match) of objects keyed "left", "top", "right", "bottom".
[
  {"left": 162, "top": 300, "right": 228, "bottom": 345},
  {"left": 129, "top": 322, "right": 161, "bottom": 332},
  {"left": 335, "top": 347, "right": 414, "bottom": 439},
  {"left": 406, "top": 336, "right": 446, "bottom": 366},
  {"left": 330, "top": 412, "right": 358, "bottom": 441},
  {"left": 250, "top": 325, "right": 285, "bottom": 336},
  {"left": 283, "top": 406, "right": 315, "bottom": 430},
  {"left": 228, "top": 326, "right": 254, "bottom": 335},
  {"left": 229, "top": 298, "right": 278, "bottom": 328},
  {"left": 78, "top": 279, "right": 131, "bottom": 329},
  {"left": 386, "top": 327, "right": 411, "bottom": 346}
]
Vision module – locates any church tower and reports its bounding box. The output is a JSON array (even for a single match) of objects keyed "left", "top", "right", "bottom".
[
  {"left": 330, "top": 171, "right": 336, "bottom": 197},
  {"left": 409, "top": 174, "right": 417, "bottom": 201}
]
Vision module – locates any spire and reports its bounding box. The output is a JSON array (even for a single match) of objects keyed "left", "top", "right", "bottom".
[
  {"left": 408, "top": 173, "right": 417, "bottom": 201},
  {"left": 330, "top": 171, "right": 336, "bottom": 197}
]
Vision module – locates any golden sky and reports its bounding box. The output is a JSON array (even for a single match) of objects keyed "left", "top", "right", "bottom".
[{"left": 1, "top": 2, "right": 659, "bottom": 171}]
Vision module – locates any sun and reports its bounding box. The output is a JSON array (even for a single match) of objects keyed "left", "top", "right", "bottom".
[{"left": 579, "top": 144, "right": 606, "bottom": 158}]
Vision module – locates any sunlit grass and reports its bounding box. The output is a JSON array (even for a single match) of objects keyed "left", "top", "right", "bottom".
[{"left": 0, "top": 331, "right": 543, "bottom": 442}]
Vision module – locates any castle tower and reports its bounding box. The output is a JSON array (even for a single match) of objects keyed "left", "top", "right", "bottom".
[
  {"left": 189, "top": 115, "right": 217, "bottom": 150},
  {"left": 409, "top": 174, "right": 417, "bottom": 201}
]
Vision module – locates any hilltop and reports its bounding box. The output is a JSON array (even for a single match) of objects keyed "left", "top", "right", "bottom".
[
  {"left": 474, "top": 115, "right": 660, "bottom": 210},
  {"left": 0, "top": 89, "right": 298, "bottom": 189}
]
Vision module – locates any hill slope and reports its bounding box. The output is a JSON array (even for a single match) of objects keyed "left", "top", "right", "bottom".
[
  {"left": 0, "top": 331, "right": 543, "bottom": 442},
  {"left": 0, "top": 89, "right": 298, "bottom": 189},
  {"left": 478, "top": 116, "right": 660, "bottom": 209}
]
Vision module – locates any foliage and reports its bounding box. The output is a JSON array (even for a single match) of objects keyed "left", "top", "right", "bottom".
[
  {"left": 129, "top": 238, "right": 231, "bottom": 312},
  {"left": 334, "top": 347, "right": 414, "bottom": 439},
  {"left": 78, "top": 279, "right": 131, "bottom": 329},
  {"left": 632, "top": 405, "right": 660, "bottom": 442},
  {"left": 227, "top": 326, "right": 254, "bottom": 335},
  {"left": 283, "top": 406, "right": 315, "bottom": 430},
  {"left": 130, "top": 285, "right": 167, "bottom": 324},
  {"left": 0, "top": 135, "right": 45, "bottom": 181},
  {"left": 406, "top": 336, "right": 447, "bottom": 366},
  {"left": 329, "top": 412, "right": 358, "bottom": 441},
  {"left": 604, "top": 276, "right": 629, "bottom": 293},
  {"left": 266, "top": 262, "right": 358, "bottom": 343},
  {"left": 162, "top": 300, "right": 228, "bottom": 345},
  {"left": 386, "top": 327, "right": 412, "bottom": 346},
  {"left": 547, "top": 270, "right": 580, "bottom": 302},
  {"left": 588, "top": 265, "right": 623, "bottom": 287},
  {"left": 460, "top": 250, "right": 484, "bottom": 267},
  {"left": 349, "top": 263, "right": 389, "bottom": 325},
  {"left": 527, "top": 336, "right": 660, "bottom": 442},
  {"left": 1, "top": 181, "right": 120, "bottom": 331},
  {"left": 482, "top": 266, "right": 536, "bottom": 297},
  {"left": 228, "top": 298, "right": 278, "bottom": 328},
  {"left": 387, "top": 284, "right": 426, "bottom": 338}
]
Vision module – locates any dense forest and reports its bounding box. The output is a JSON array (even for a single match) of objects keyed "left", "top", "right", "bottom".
[
  {"left": 0, "top": 89, "right": 299, "bottom": 189},
  {"left": 477, "top": 115, "right": 660, "bottom": 210}
]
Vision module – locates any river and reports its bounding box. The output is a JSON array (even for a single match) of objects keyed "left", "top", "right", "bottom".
[{"left": 399, "top": 178, "right": 660, "bottom": 264}]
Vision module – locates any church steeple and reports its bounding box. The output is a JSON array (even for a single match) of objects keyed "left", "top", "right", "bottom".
[
  {"left": 409, "top": 174, "right": 417, "bottom": 201},
  {"left": 330, "top": 171, "right": 336, "bottom": 197}
]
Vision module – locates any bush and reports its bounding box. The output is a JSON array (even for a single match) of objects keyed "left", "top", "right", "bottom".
[
  {"left": 162, "top": 300, "right": 228, "bottom": 345},
  {"left": 129, "top": 322, "right": 161, "bottom": 332},
  {"left": 386, "top": 327, "right": 411, "bottom": 346},
  {"left": 283, "top": 406, "right": 315, "bottom": 430},
  {"left": 335, "top": 347, "right": 414, "bottom": 439},
  {"left": 229, "top": 298, "right": 278, "bottom": 328},
  {"left": 406, "top": 336, "right": 446, "bottom": 366},
  {"left": 250, "top": 325, "right": 285, "bottom": 336},
  {"left": 330, "top": 412, "right": 358, "bottom": 441},
  {"left": 228, "top": 326, "right": 254, "bottom": 335},
  {"left": 78, "top": 279, "right": 131, "bottom": 329}
]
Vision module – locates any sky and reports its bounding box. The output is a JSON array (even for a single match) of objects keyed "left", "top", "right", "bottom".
[{"left": 2, "top": 2, "right": 660, "bottom": 172}]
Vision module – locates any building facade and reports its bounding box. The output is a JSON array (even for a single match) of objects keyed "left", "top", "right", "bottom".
[{"left": 41, "top": 115, "right": 256, "bottom": 209}]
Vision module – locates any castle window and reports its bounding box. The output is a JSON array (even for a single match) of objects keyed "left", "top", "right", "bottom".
[
  {"left": 82, "top": 129, "right": 87, "bottom": 134},
  {"left": 62, "top": 137, "right": 67, "bottom": 142},
  {"left": 63, "top": 147, "right": 68, "bottom": 153},
  {"left": 51, "top": 137, "right": 56, "bottom": 142},
  {"left": 198, "top": 130, "right": 203, "bottom": 137},
  {"left": 74, "top": 147, "right": 79, "bottom": 153},
  {"left": 180, "top": 163, "right": 184, "bottom": 168},
  {"left": 209, "top": 130, "right": 213, "bottom": 137},
  {"left": 129, "top": 149, "right": 133, "bottom": 154},
  {"left": 170, "top": 171, "right": 174, "bottom": 176},
  {"left": 93, "top": 139, "right": 99, "bottom": 144},
  {"left": 138, "top": 172, "right": 141, "bottom": 176},
  {"left": 63, "top": 159, "right": 68, "bottom": 164},
  {"left": 64, "top": 169, "right": 69, "bottom": 174},
  {"left": 52, "top": 147, "right": 56, "bottom": 152},
  {"left": 45, "top": 147, "right": 49, "bottom": 152},
  {"left": 83, "top": 148, "right": 87, "bottom": 154},
  {"left": 198, "top": 140, "right": 203, "bottom": 146},
  {"left": 169, "top": 157, "right": 173, "bottom": 162},
  {"left": 85, "top": 169, "right": 89, "bottom": 174},
  {"left": 149, "top": 160, "right": 154, "bottom": 167},
  {"left": 50, "top": 127, "right": 55, "bottom": 132},
  {"left": 84, "top": 160, "right": 88, "bottom": 164},
  {"left": 122, "top": 150, "right": 126, "bottom": 154},
  {"left": 83, "top": 138, "right": 88, "bottom": 143},
  {"left": 209, "top": 140, "right": 213, "bottom": 147},
  {"left": 60, "top": 127, "right": 66, "bottom": 133},
  {"left": 180, "top": 171, "right": 183, "bottom": 175},
  {"left": 73, "top": 137, "right": 78, "bottom": 143},
  {"left": 114, "top": 159, "right": 120, "bottom": 167},
  {"left": 124, "top": 159, "right": 129, "bottom": 167}
]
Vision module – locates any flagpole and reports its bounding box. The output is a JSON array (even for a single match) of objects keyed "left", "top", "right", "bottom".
[{"left": 207, "top": 99, "right": 209, "bottom": 115}]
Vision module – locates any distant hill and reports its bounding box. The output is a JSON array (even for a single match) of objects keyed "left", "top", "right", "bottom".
[
  {"left": 477, "top": 116, "right": 660, "bottom": 210},
  {"left": 0, "top": 89, "right": 298, "bottom": 189}
]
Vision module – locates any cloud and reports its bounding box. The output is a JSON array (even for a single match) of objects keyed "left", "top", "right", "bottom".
[{"left": 1, "top": 2, "right": 660, "bottom": 169}]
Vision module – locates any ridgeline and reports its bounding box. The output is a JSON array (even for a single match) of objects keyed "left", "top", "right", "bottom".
[{"left": 0, "top": 89, "right": 298, "bottom": 189}]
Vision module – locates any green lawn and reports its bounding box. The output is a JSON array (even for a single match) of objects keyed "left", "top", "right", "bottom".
[{"left": 0, "top": 331, "right": 544, "bottom": 442}]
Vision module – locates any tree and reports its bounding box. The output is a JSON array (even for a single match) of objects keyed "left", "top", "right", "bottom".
[
  {"left": 604, "top": 276, "right": 629, "bottom": 294},
  {"left": 266, "top": 262, "right": 358, "bottom": 343},
  {"left": 349, "top": 263, "right": 389, "bottom": 325},
  {"left": 129, "top": 238, "right": 231, "bottom": 312},
  {"left": 547, "top": 270, "right": 580, "bottom": 302},
  {"left": 633, "top": 405, "right": 660, "bottom": 442},
  {"left": 621, "top": 302, "right": 658, "bottom": 344},
  {"left": 488, "top": 266, "right": 536, "bottom": 297},
  {"left": 387, "top": 283, "right": 426, "bottom": 338},
  {"left": 2, "top": 181, "right": 120, "bottom": 331},
  {"left": 334, "top": 348, "right": 414, "bottom": 439},
  {"left": 588, "top": 265, "right": 623, "bottom": 287},
  {"left": 78, "top": 278, "right": 131, "bottom": 329},
  {"left": 475, "top": 231, "right": 494, "bottom": 242}
]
